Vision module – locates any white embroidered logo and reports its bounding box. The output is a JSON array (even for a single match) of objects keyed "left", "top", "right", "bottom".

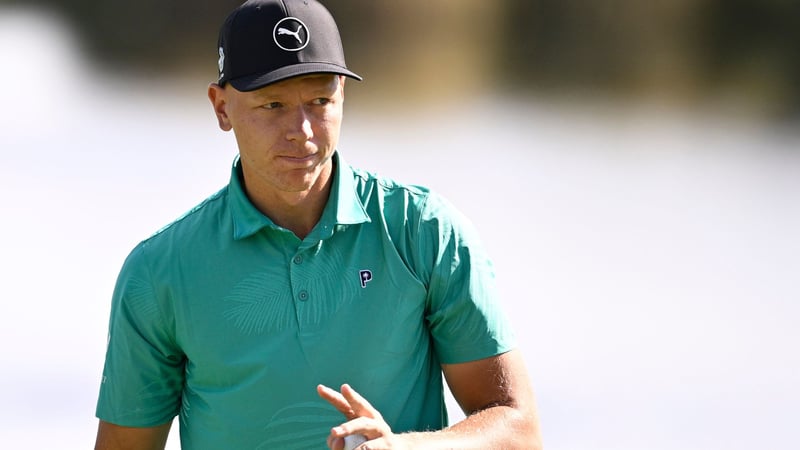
[
  {"left": 273, "top": 17, "right": 310, "bottom": 52},
  {"left": 277, "top": 25, "right": 304, "bottom": 44},
  {"left": 218, "top": 46, "right": 225, "bottom": 79},
  {"left": 359, "top": 270, "right": 373, "bottom": 288}
]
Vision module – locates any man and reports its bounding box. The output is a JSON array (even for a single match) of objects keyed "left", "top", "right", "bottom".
[{"left": 95, "top": 0, "right": 542, "bottom": 449}]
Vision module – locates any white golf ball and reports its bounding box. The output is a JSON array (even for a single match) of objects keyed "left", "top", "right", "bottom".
[{"left": 343, "top": 434, "right": 367, "bottom": 450}]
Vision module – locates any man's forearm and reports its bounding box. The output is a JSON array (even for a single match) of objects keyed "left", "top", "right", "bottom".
[{"left": 401, "top": 404, "right": 542, "bottom": 450}]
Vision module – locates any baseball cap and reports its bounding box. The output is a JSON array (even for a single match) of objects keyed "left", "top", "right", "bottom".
[{"left": 217, "top": 0, "right": 362, "bottom": 91}]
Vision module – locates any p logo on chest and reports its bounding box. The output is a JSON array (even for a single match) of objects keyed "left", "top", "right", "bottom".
[{"left": 358, "top": 270, "right": 373, "bottom": 288}]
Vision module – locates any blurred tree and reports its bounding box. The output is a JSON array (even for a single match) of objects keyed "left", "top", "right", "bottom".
[
  {"left": 696, "top": 0, "right": 800, "bottom": 118},
  {"left": 9, "top": 0, "right": 798, "bottom": 118},
  {"left": 27, "top": 0, "right": 241, "bottom": 75},
  {"left": 499, "top": 0, "right": 799, "bottom": 118}
]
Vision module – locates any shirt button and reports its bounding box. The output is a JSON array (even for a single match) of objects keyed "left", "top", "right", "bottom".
[
  {"left": 298, "top": 290, "right": 309, "bottom": 301},
  {"left": 293, "top": 255, "right": 303, "bottom": 264}
]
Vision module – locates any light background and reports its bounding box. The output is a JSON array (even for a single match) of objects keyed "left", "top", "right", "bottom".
[{"left": 1, "top": 6, "right": 798, "bottom": 450}]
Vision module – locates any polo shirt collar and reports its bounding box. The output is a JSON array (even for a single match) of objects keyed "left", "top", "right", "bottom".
[{"left": 229, "top": 152, "right": 370, "bottom": 240}]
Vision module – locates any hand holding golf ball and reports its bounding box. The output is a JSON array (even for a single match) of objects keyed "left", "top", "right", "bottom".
[
  {"left": 317, "top": 383, "right": 394, "bottom": 449},
  {"left": 343, "top": 433, "right": 368, "bottom": 450}
]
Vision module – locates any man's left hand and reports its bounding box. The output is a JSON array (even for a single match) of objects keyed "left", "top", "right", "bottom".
[{"left": 317, "top": 383, "right": 401, "bottom": 450}]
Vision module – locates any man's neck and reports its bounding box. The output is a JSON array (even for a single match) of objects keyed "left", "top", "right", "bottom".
[
  {"left": 264, "top": 190, "right": 330, "bottom": 240},
  {"left": 243, "top": 164, "right": 334, "bottom": 240}
]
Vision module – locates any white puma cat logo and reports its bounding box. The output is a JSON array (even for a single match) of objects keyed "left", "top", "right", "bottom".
[
  {"left": 273, "top": 17, "right": 310, "bottom": 51},
  {"left": 277, "top": 25, "right": 303, "bottom": 43}
]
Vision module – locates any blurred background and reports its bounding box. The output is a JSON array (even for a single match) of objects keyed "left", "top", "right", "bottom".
[
  {"left": 1, "top": 1, "right": 798, "bottom": 449},
  {"left": 9, "top": 0, "right": 800, "bottom": 118}
]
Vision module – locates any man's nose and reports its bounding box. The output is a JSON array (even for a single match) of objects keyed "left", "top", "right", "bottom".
[{"left": 286, "top": 107, "right": 313, "bottom": 141}]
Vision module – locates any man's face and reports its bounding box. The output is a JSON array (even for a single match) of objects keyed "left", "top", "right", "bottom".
[{"left": 210, "top": 74, "right": 345, "bottom": 198}]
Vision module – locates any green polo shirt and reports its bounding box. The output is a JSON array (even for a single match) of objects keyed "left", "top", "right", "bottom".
[{"left": 96, "top": 153, "right": 515, "bottom": 449}]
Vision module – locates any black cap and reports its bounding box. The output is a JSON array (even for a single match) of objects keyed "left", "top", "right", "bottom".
[{"left": 217, "top": 0, "right": 362, "bottom": 91}]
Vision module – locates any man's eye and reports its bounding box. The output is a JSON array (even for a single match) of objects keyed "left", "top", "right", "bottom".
[
  {"left": 312, "top": 98, "right": 330, "bottom": 106},
  {"left": 262, "top": 102, "right": 282, "bottom": 110}
]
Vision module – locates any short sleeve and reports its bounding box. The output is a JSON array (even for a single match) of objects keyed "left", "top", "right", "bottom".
[
  {"left": 416, "top": 193, "right": 517, "bottom": 364},
  {"left": 96, "top": 242, "right": 185, "bottom": 426}
]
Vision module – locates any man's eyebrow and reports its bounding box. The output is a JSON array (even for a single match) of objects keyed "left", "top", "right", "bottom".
[
  {"left": 250, "top": 90, "right": 282, "bottom": 100},
  {"left": 311, "top": 84, "right": 340, "bottom": 97},
  {"left": 248, "top": 81, "right": 339, "bottom": 100}
]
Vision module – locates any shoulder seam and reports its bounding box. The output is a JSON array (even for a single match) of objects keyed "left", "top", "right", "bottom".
[{"left": 144, "top": 186, "right": 228, "bottom": 243}]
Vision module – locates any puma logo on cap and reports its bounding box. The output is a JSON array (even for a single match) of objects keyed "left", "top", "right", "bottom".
[{"left": 273, "top": 17, "right": 309, "bottom": 51}]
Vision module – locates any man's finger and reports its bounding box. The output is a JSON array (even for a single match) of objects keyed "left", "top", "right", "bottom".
[
  {"left": 317, "top": 384, "right": 356, "bottom": 419},
  {"left": 340, "top": 384, "right": 381, "bottom": 418}
]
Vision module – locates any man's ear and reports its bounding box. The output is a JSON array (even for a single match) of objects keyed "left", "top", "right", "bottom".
[{"left": 208, "top": 83, "right": 232, "bottom": 131}]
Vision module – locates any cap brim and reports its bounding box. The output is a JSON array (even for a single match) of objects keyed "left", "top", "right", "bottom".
[{"left": 229, "top": 63, "right": 362, "bottom": 92}]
